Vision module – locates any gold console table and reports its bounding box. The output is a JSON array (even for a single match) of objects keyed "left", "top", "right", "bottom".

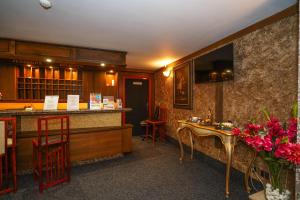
[{"left": 176, "top": 120, "right": 251, "bottom": 198}]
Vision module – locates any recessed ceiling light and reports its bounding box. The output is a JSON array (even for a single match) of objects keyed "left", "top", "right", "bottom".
[
  {"left": 100, "top": 63, "right": 106, "bottom": 67},
  {"left": 46, "top": 58, "right": 52, "bottom": 63},
  {"left": 69, "top": 67, "right": 73, "bottom": 70},
  {"left": 27, "top": 64, "right": 31, "bottom": 67},
  {"left": 109, "top": 70, "right": 114, "bottom": 73},
  {"left": 49, "top": 66, "right": 53, "bottom": 69}
]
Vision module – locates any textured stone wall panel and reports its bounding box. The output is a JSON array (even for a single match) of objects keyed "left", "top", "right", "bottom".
[
  {"left": 154, "top": 15, "right": 298, "bottom": 176},
  {"left": 224, "top": 15, "right": 298, "bottom": 125}
]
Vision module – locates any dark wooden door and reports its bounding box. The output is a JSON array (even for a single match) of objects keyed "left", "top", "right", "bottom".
[{"left": 125, "top": 79, "right": 149, "bottom": 136}]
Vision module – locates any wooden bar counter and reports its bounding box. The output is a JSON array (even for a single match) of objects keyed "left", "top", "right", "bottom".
[{"left": 0, "top": 108, "right": 132, "bottom": 172}]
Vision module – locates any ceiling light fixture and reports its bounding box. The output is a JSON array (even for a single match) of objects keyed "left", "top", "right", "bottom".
[
  {"left": 27, "top": 64, "right": 31, "bottom": 67},
  {"left": 100, "top": 63, "right": 106, "bottom": 67},
  {"left": 46, "top": 58, "right": 52, "bottom": 63},
  {"left": 39, "top": 0, "right": 52, "bottom": 9}
]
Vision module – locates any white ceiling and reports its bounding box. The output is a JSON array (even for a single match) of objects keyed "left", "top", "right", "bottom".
[{"left": 0, "top": 0, "right": 297, "bottom": 70}]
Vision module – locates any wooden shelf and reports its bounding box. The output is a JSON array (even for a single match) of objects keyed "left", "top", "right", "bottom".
[{"left": 17, "top": 66, "right": 83, "bottom": 100}]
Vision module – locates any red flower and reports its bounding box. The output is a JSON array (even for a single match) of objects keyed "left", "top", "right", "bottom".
[
  {"left": 287, "top": 118, "right": 297, "bottom": 142},
  {"left": 246, "top": 123, "right": 263, "bottom": 135},
  {"left": 233, "top": 114, "right": 299, "bottom": 166},
  {"left": 286, "top": 144, "right": 300, "bottom": 165},
  {"left": 267, "top": 117, "right": 285, "bottom": 137},
  {"left": 232, "top": 128, "right": 241, "bottom": 136},
  {"left": 263, "top": 136, "right": 273, "bottom": 152},
  {"left": 274, "top": 143, "right": 292, "bottom": 158},
  {"left": 245, "top": 135, "right": 264, "bottom": 152}
]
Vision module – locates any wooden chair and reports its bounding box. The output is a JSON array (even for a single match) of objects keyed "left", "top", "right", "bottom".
[
  {"left": 145, "top": 107, "right": 167, "bottom": 144},
  {"left": 0, "top": 118, "right": 17, "bottom": 195},
  {"left": 32, "top": 115, "right": 70, "bottom": 193}
]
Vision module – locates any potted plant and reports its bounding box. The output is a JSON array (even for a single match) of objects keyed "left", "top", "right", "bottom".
[{"left": 232, "top": 106, "right": 300, "bottom": 200}]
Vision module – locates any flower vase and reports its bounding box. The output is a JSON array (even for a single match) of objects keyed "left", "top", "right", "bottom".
[{"left": 264, "top": 161, "right": 291, "bottom": 200}]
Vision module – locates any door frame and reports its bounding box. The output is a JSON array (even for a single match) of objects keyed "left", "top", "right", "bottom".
[{"left": 121, "top": 75, "right": 152, "bottom": 125}]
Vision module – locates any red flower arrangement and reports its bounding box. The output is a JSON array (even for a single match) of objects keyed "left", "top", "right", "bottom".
[
  {"left": 232, "top": 107, "right": 300, "bottom": 194},
  {"left": 232, "top": 116, "right": 300, "bottom": 165}
]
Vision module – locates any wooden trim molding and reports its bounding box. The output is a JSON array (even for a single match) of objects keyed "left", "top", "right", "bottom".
[
  {"left": 119, "top": 67, "right": 155, "bottom": 74},
  {"left": 163, "top": 4, "right": 298, "bottom": 70}
]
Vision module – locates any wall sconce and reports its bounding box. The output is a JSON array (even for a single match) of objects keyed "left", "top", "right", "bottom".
[
  {"left": 163, "top": 66, "right": 171, "bottom": 77},
  {"left": 105, "top": 71, "right": 116, "bottom": 86}
]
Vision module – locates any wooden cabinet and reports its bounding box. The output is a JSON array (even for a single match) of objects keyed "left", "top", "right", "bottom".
[
  {"left": 17, "top": 65, "right": 83, "bottom": 100},
  {"left": 0, "top": 38, "right": 126, "bottom": 101}
]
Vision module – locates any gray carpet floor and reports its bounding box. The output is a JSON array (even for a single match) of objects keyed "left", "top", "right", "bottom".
[{"left": 0, "top": 137, "right": 259, "bottom": 200}]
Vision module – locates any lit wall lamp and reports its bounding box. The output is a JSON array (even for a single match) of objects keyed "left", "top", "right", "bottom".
[
  {"left": 163, "top": 65, "right": 171, "bottom": 77},
  {"left": 105, "top": 70, "right": 116, "bottom": 86}
]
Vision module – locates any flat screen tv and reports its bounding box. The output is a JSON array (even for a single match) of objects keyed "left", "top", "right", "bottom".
[{"left": 194, "top": 43, "right": 233, "bottom": 83}]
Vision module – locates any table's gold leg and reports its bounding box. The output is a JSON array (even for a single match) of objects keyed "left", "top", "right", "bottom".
[
  {"left": 224, "top": 141, "right": 235, "bottom": 198},
  {"left": 176, "top": 127, "right": 184, "bottom": 163},
  {"left": 244, "top": 150, "right": 257, "bottom": 193},
  {"left": 189, "top": 130, "right": 194, "bottom": 160}
]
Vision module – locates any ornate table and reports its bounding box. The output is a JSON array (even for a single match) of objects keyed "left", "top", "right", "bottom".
[{"left": 176, "top": 120, "right": 251, "bottom": 198}]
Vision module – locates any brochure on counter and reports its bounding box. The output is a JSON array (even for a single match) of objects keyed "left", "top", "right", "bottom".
[{"left": 89, "top": 93, "right": 102, "bottom": 110}]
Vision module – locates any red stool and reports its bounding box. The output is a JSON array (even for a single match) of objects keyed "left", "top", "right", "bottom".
[
  {"left": 0, "top": 118, "right": 17, "bottom": 195},
  {"left": 145, "top": 107, "right": 167, "bottom": 144},
  {"left": 32, "top": 115, "right": 70, "bottom": 193}
]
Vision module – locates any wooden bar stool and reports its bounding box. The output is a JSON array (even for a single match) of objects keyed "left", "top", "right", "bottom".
[
  {"left": 145, "top": 107, "right": 167, "bottom": 144},
  {"left": 0, "top": 118, "right": 17, "bottom": 195},
  {"left": 32, "top": 115, "right": 70, "bottom": 193}
]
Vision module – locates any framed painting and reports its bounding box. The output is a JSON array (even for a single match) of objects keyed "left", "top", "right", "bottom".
[{"left": 173, "top": 60, "right": 193, "bottom": 109}]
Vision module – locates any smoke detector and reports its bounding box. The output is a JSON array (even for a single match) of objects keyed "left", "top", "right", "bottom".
[{"left": 39, "top": 0, "right": 52, "bottom": 9}]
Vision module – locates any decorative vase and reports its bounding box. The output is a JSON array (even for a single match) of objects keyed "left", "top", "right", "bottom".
[
  {"left": 264, "top": 161, "right": 291, "bottom": 200},
  {"left": 265, "top": 183, "right": 291, "bottom": 200}
]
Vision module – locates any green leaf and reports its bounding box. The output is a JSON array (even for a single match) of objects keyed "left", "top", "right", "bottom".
[
  {"left": 281, "top": 136, "right": 289, "bottom": 144},
  {"left": 261, "top": 107, "right": 271, "bottom": 121},
  {"left": 291, "top": 102, "right": 298, "bottom": 118}
]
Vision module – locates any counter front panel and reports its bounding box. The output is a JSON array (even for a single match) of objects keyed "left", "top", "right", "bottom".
[{"left": 0, "top": 108, "right": 132, "bottom": 172}]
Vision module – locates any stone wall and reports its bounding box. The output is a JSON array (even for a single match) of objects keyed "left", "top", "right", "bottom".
[{"left": 155, "top": 14, "right": 298, "bottom": 174}]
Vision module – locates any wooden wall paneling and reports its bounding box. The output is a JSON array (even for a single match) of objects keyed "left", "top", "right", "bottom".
[
  {"left": 0, "top": 39, "right": 15, "bottom": 56},
  {"left": 0, "top": 65, "right": 17, "bottom": 100},
  {"left": 15, "top": 41, "right": 73, "bottom": 59},
  {"left": 93, "top": 71, "right": 117, "bottom": 97},
  {"left": 93, "top": 71, "right": 106, "bottom": 92},
  {"left": 76, "top": 48, "right": 126, "bottom": 66},
  {"left": 82, "top": 71, "right": 94, "bottom": 101},
  {"left": 70, "top": 130, "right": 122, "bottom": 162},
  {"left": 0, "top": 39, "right": 10, "bottom": 52},
  {"left": 121, "top": 125, "right": 133, "bottom": 153},
  {"left": 0, "top": 39, "right": 127, "bottom": 67}
]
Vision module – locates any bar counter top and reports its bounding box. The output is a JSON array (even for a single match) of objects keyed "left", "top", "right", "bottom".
[{"left": 0, "top": 108, "right": 132, "bottom": 116}]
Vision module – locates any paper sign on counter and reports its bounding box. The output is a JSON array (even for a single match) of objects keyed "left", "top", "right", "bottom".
[
  {"left": 43, "top": 95, "right": 59, "bottom": 110},
  {"left": 67, "top": 95, "right": 80, "bottom": 110}
]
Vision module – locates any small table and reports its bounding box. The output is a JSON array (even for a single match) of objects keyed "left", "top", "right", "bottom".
[{"left": 176, "top": 120, "right": 245, "bottom": 198}]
